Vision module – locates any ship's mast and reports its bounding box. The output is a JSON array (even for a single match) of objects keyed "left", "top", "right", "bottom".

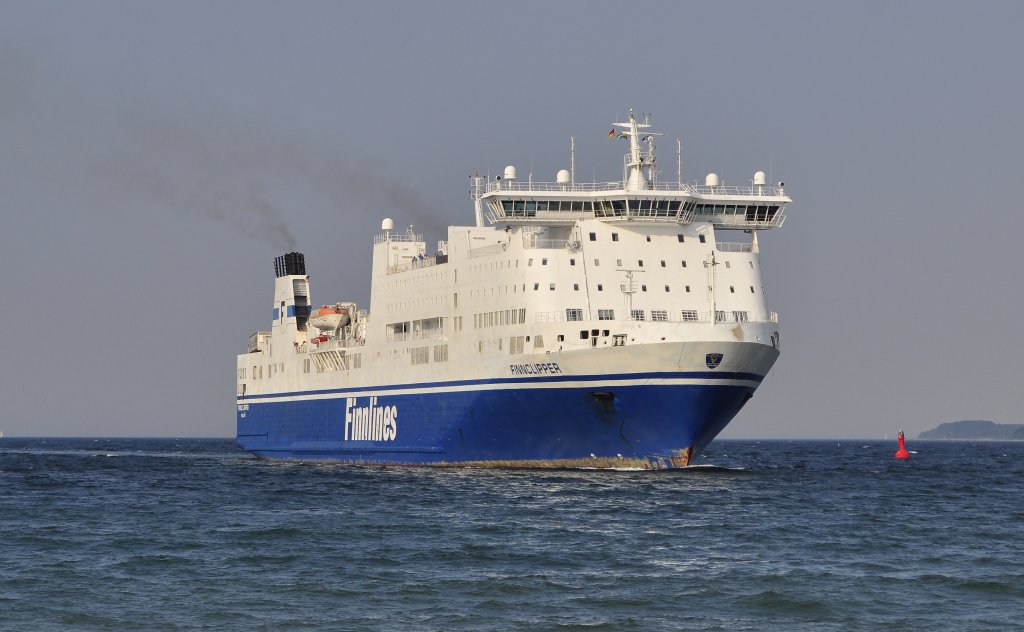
[{"left": 613, "top": 110, "right": 661, "bottom": 191}]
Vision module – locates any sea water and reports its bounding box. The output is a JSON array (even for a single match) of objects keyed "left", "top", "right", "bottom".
[{"left": 1, "top": 438, "right": 1022, "bottom": 630}]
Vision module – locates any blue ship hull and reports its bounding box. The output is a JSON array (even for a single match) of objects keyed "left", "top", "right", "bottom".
[{"left": 236, "top": 370, "right": 763, "bottom": 468}]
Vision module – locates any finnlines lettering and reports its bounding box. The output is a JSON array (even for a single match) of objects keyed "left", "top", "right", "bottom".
[
  {"left": 509, "top": 362, "right": 562, "bottom": 376},
  {"left": 344, "top": 397, "right": 397, "bottom": 441}
]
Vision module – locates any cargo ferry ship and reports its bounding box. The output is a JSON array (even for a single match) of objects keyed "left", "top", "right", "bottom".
[{"left": 236, "top": 111, "right": 791, "bottom": 467}]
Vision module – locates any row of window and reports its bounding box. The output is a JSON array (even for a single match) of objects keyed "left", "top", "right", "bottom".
[
  {"left": 474, "top": 308, "right": 528, "bottom": 329},
  {"left": 535, "top": 282, "right": 757, "bottom": 294},
  {"left": 586, "top": 232, "right": 706, "bottom": 244},
  {"left": 564, "top": 308, "right": 750, "bottom": 323},
  {"left": 494, "top": 199, "right": 782, "bottom": 221},
  {"left": 530, "top": 255, "right": 754, "bottom": 269},
  {"left": 692, "top": 204, "right": 780, "bottom": 221}
]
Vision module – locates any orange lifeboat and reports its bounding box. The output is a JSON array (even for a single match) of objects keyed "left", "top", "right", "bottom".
[{"left": 310, "top": 304, "right": 351, "bottom": 332}]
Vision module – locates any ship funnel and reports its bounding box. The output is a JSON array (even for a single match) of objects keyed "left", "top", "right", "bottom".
[{"left": 274, "top": 252, "right": 306, "bottom": 278}]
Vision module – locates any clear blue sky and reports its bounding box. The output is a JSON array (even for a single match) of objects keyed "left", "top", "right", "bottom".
[{"left": 2, "top": 0, "right": 1022, "bottom": 438}]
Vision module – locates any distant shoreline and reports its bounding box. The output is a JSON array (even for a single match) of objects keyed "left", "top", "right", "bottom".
[{"left": 918, "top": 420, "right": 1024, "bottom": 441}]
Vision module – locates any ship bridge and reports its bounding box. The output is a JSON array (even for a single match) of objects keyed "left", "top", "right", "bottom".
[{"left": 472, "top": 110, "right": 790, "bottom": 230}]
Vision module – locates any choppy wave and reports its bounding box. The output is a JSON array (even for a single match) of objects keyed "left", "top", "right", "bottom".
[{"left": 2, "top": 437, "right": 1023, "bottom": 630}]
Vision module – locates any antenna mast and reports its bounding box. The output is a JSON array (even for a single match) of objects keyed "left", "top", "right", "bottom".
[{"left": 570, "top": 136, "right": 576, "bottom": 186}]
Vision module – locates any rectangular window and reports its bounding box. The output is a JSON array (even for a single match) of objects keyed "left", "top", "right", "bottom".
[
  {"left": 533, "top": 283, "right": 539, "bottom": 290},
  {"left": 410, "top": 347, "right": 430, "bottom": 365},
  {"left": 570, "top": 259, "right": 576, "bottom": 266},
  {"left": 677, "top": 235, "right": 685, "bottom": 243},
  {"left": 598, "top": 309, "right": 615, "bottom": 320},
  {"left": 589, "top": 232, "right": 597, "bottom": 241},
  {"left": 665, "top": 285, "right": 670, "bottom": 292},
  {"left": 573, "top": 283, "right": 579, "bottom": 291},
  {"left": 682, "top": 261, "right": 687, "bottom": 268},
  {"left": 681, "top": 310, "right": 698, "bottom": 322},
  {"left": 646, "top": 236, "right": 651, "bottom": 242},
  {"left": 433, "top": 344, "right": 449, "bottom": 362},
  {"left": 750, "top": 286, "right": 755, "bottom": 293},
  {"left": 612, "top": 233, "right": 619, "bottom": 242},
  {"left": 566, "top": 308, "right": 583, "bottom": 321},
  {"left": 594, "top": 259, "right": 600, "bottom": 266},
  {"left": 597, "top": 284, "right": 603, "bottom": 291},
  {"left": 715, "top": 310, "right": 727, "bottom": 323},
  {"left": 660, "top": 260, "right": 666, "bottom": 267},
  {"left": 699, "top": 234, "right": 706, "bottom": 243},
  {"left": 549, "top": 283, "right": 555, "bottom": 291},
  {"left": 631, "top": 309, "right": 645, "bottom": 321},
  {"left": 730, "top": 286, "right": 735, "bottom": 293},
  {"left": 685, "top": 285, "right": 691, "bottom": 292},
  {"left": 651, "top": 310, "right": 668, "bottom": 322},
  {"left": 733, "top": 311, "right": 749, "bottom": 322},
  {"left": 542, "top": 258, "right": 548, "bottom": 265},
  {"left": 638, "top": 260, "right": 644, "bottom": 267}
]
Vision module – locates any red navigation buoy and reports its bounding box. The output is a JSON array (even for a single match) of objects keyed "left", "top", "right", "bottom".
[{"left": 895, "top": 430, "right": 910, "bottom": 459}]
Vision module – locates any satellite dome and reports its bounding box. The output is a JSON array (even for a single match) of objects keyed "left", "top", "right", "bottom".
[
  {"left": 705, "top": 173, "right": 720, "bottom": 187},
  {"left": 381, "top": 218, "right": 394, "bottom": 231},
  {"left": 503, "top": 165, "right": 517, "bottom": 181},
  {"left": 556, "top": 169, "right": 570, "bottom": 184}
]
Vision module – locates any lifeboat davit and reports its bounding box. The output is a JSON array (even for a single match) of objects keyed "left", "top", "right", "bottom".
[{"left": 309, "top": 304, "right": 350, "bottom": 332}]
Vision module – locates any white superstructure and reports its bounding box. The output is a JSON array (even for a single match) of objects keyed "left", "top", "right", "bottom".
[{"left": 236, "top": 111, "right": 791, "bottom": 467}]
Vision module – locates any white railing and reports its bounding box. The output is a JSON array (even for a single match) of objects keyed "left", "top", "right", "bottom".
[
  {"left": 485, "top": 180, "right": 788, "bottom": 198},
  {"left": 312, "top": 336, "right": 365, "bottom": 351},
  {"left": 387, "top": 256, "right": 441, "bottom": 274},
  {"left": 386, "top": 330, "right": 445, "bottom": 343},
  {"left": 374, "top": 232, "right": 424, "bottom": 244},
  {"left": 716, "top": 242, "right": 754, "bottom": 253},
  {"left": 466, "top": 242, "right": 507, "bottom": 258},
  {"left": 706, "top": 213, "right": 786, "bottom": 229}
]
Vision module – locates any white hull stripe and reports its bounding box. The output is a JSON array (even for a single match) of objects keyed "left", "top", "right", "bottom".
[{"left": 239, "top": 377, "right": 761, "bottom": 405}]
